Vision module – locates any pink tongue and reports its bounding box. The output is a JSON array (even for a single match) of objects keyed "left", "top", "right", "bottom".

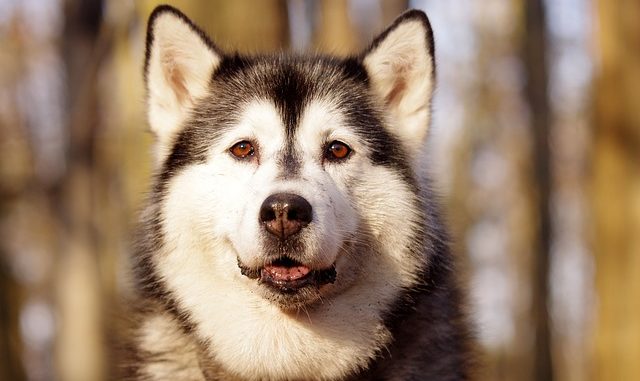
[{"left": 264, "top": 265, "right": 310, "bottom": 281}]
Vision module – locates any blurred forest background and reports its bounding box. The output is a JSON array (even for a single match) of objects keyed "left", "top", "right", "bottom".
[{"left": 0, "top": 0, "right": 638, "bottom": 380}]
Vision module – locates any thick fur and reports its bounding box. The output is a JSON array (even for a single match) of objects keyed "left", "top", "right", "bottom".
[{"left": 119, "top": 5, "right": 474, "bottom": 381}]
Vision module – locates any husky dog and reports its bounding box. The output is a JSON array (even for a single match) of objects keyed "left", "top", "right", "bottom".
[{"left": 120, "top": 4, "right": 473, "bottom": 380}]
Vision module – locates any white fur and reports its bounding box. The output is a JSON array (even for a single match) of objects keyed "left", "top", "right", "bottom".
[
  {"left": 362, "top": 19, "right": 434, "bottom": 155},
  {"left": 151, "top": 99, "right": 426, "bottom": 380},
  {"left": 146, "top": 11, "right": 221, "bottom": 163},
  {"left": 140, "top": 313, "right": 205, "bottom": 380}
]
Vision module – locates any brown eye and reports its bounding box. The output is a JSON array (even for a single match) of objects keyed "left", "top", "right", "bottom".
[
  {"left": 326, "top": 141, "right": 352, "bottom": 161},
  {"left": 230, "top": 141, "right": 255, "bottom": 159}
]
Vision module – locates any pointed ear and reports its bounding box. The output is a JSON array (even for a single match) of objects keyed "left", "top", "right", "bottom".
[
  {"left": 144, "top": 6, "right": 222, "bottom": 155},
  {"left": 361, "top": 10, "right": 435, "bottom": 155}
]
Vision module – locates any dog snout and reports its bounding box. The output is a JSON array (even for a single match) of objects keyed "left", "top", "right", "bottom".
[{"left": 259, "top": 193, "right": 312, "bottom": 239}]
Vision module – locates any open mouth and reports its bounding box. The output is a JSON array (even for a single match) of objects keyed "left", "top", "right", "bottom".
[{"left": 239, "top": 256, "right": 336, "bottom": 293}]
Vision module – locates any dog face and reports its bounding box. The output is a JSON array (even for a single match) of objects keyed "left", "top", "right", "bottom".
[
  {"left": 139, "top": 6, "right": 436, "bottom": 379},
  {"left": 143, "top": 6, "right": 435, "bottom": 310}
]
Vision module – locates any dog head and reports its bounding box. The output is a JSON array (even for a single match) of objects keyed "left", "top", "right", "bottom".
[{"left": 141, "top": 6, "right": 435, "bottom": 312}]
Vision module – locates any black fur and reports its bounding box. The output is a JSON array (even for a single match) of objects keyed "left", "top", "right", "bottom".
[{"left": 277, "top": 145, "right": 301, "bottom": 178}]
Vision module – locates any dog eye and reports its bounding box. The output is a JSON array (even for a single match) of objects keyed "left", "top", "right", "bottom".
[
  {"left": 230, "top": 141, "right": 255, "bottom": 159},
  {"left": 325, "top": 141, "right": 352, "bottom": 161}
]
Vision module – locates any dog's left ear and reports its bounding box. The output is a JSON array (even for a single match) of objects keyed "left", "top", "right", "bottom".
[
  {"left": 361, "top": 10, "right": 435, "bottom": 155},
  {"left": 144, "top": 5, "right": 222, "bottom": 158}
]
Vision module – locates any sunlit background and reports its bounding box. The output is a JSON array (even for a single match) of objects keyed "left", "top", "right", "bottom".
[{"left": 1, "top": 0, "right": 638, "bottom": 380}]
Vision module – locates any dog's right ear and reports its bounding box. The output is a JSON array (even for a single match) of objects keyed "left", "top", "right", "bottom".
[
  {"left": 360, "top": 10, "right": 435, "bottom": 157},
  {"left": 145, "top": 5, "right": 222, "bottom": 156}
]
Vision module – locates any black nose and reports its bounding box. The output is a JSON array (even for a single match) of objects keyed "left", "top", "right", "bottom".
[{"left": 259, "top": 193, "right": 312, "bottom": 239}]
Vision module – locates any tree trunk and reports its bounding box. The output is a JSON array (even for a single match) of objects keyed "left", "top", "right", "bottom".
[
  {"left": 592, "top": 1, "right": 640, "bottom": 380},
  {"left": 140, "top": 0, "right": 289, "bottom": 52},
  {"left": 522, "top": 1, "right": 554, "bottom": 380},
  {"left": 314, "top": 0, "right": 359, "bottom": 54},
  {"left": 55, "top": 1, "right": 106, "bottom": 380}
]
